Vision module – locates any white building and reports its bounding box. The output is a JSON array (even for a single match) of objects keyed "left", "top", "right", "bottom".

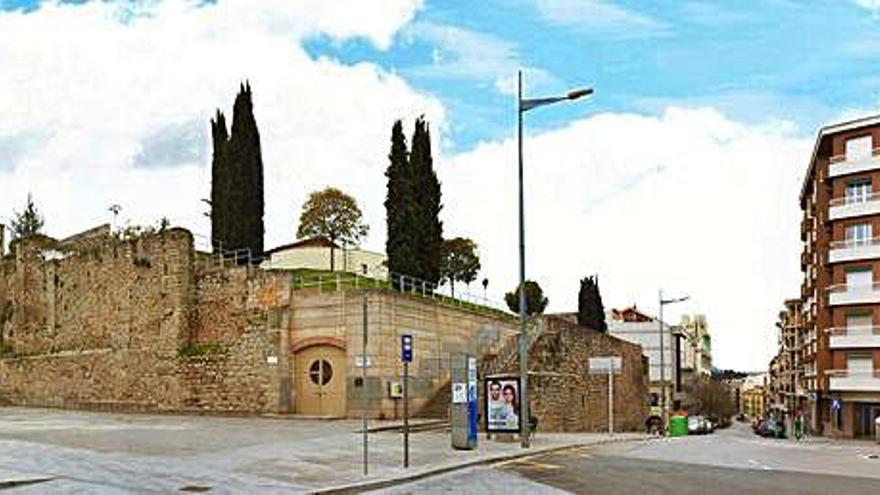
[{"left": 261, "top": 236, "right": 388, "bottom": 279}]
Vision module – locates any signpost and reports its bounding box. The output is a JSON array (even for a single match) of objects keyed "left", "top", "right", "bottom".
[
  {"left": 589, "top": 357, "right": 622, "bottom": 434},
  {"left": 401, "top": 333, "right": 413, "bottom": 468}
]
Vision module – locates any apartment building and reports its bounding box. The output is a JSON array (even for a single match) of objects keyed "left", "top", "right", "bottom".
[
  {"left": 768, "top": 299, "right": 804, "bottom": 421},
  {"left": 607, "top": 306, "right": 682, "bottom": 418},
  {"left": 679, "top": 314, "right": 713, "bottom": 379},
  {"left": 800, "top": 115, "right": 880, "bottom": 438}
]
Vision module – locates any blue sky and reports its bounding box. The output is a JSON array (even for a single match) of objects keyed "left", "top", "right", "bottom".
[
  {"left": 4, "top": 0, "right": 880, "bottom": 150},
  {"left": 303, "top": 0, "right": 880, "bottom": 149}
]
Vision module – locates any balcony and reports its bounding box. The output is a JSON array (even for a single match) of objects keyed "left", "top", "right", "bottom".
[
  {"left": 829, "top": 192, "right": 880, "bottom": 221},
  {"left": 828, "top": 282, "right": 880, "bottom": 306},
  {"left": 829, "top": 237, "right": 880, "bottom": 263},
  {"left": 828, "top": 370, "right": 880, "bottom": 392},
  {"left": 828, "top": 147, "right": 880, "bottom": 178},
  {"left": 801, "top": 217, "right": 810, "bottom": 241},
  {"left": 827, "top": 326, "right": 880, "bottom": 348}
]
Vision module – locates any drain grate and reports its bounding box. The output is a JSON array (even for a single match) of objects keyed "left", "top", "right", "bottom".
[{"left": 179, "top": 485, "right": 212, "bottom": 492}]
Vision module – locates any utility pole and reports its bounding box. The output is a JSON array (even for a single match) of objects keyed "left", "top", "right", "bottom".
[
  {"left": 362, "top": 294, "right": 368, "bottom": 475},
  {"left": 659, "top": 290, "right": 689, "bottom": 433},
  {"left": 515, "top": 70, "right": 593, "bottom": 449}
]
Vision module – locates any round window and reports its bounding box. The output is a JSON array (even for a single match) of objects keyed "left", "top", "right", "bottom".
[{"left": 308, "top": 359, "right": 333, "bottom": 386}]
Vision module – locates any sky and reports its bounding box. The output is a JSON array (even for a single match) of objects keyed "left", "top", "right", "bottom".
[{"left": 1, "top": 0, "right": 880, "bottom": 371}]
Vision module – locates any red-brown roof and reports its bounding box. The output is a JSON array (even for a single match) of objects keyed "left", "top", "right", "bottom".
[{"left": 611, "top": 305, "right": 654, "bottom": 322}]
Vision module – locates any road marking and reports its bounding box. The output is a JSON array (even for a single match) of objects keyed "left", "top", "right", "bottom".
[{"left": 503, "top": 459, "right": 562, "bottom": 471}]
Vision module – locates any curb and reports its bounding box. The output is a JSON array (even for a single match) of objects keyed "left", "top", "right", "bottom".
[{"left": 311, "top": 435, "right": 651, "bottom": 495}]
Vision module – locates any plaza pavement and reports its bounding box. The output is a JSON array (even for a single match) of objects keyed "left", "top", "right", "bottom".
[{"left": 0, "top": 407, "right": 647, "bottom": 494}]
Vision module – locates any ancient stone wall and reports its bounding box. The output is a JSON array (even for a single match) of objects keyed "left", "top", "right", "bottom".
[
  {"left": 0, "top": 227, "right": 284, "bottom": 414},
  {"left": 486, "top": 316, "right": 649, "bottom": 433}
]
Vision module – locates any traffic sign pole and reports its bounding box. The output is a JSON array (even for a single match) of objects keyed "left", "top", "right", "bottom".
[{"left": 401, "top": 334, "right": 413, "bottom": 468}]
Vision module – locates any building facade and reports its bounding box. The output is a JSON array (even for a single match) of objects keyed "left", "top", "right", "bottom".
[
  {"left": 679, "top": 314, "right": 712, "bottom": 380},
  {"left": 800, "top": 115, "right": 880, "bottom": 438},
  {"left": 741, "top": 372, "right": 768, "bottom": 420},
  {"left": 607, "top": 306, "right": 681, "bottom": 418},
  {"left": 768, "top": 299, "right": 805, "bottom": 425},
  {"left": 261, "top": 236, "right": 388, "bottom": 280}
]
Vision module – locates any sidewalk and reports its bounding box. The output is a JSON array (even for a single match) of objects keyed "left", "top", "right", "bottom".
[{"left": 0, "top": 407, "right": 649, "bottom": 494}]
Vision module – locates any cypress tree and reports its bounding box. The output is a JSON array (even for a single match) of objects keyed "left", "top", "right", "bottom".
[
  {"left": 409, "top": 117, "right": 443, "bottom": 286},
  {"left": 209, "top": 82, "right": 265, "bottom": 260},
  {"left": 385, "top": 120, "right": 416, "bottom": 283},
  {"left": 577, "top": 275, "right": 608, "bottom": 332}
]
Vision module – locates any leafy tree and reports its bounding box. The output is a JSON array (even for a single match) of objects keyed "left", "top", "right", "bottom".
[
  {"left": 210, "top": 82, "right": 264, "bottom": 261},
  {"left": 577, "top": 275, "right": 607, "bottom": 332},
  {"left": 440, "top": 237, "right": 481, "bottom": 297},
  {"left": 505, "top": 280, "right": 549, "bottom": 316},
  {"left": 297, "top": 187, "right": 369, "bottom": 271},
  {"left": 684, "top": 376, "right": 736, "bottom": 424},
  {"left": 10, "top": 193, "right": 44, "bottom": 239}
]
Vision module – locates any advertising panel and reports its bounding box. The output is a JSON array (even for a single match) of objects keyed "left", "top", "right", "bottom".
[{"left": 485, "top": 376, "right": 521, "bottom": 433}]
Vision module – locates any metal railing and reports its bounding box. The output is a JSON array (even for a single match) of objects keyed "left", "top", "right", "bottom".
[
  {"left": 830, "top": 236, "right": 880, "bottom": 250},
  {"left": 826, "top": 326, "right": 880, "bottom": 336},
  {"left": 829, "top": 191, "right": 880, "bottom": 207},
  {"left": 829, "top": 147, "right": 880, "bottom": 164},
  {"left": 289, "top": 271, "right": 510, "bottom": 314},
  {"left": 826, "top": 369, "right": 880, "bottom": 378},
  {"left": 827, "top": 282, "right": 880, "bottom": 294}
]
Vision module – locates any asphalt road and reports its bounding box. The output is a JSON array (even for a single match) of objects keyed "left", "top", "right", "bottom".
[{"left": 372, "top": 423, "right": 880, "bottom": 495}]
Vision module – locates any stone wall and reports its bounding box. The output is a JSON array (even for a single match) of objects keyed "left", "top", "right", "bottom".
[
  {"left": 287, "top": 288, "right": 518, "bottom": 419},
  {"left": 0, "top": 227, "right": 284, "bottom": 414},
  {"left": 486, "top": 316, "right": 649, "bottom": 432}
]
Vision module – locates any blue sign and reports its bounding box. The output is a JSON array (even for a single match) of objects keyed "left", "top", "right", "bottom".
[
  {"left": 831, "top": 398, "right": 842, "bottom": 411},
  {"left": 401, "top": 334, "right": 413, "bottom": 363}
]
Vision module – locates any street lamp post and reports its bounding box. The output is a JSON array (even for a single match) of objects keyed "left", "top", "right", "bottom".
[
  {"left": 517, "top": 70, "right": 592, "bottom": 448},
  {"left": 659, "top": 290, "right": 689, "bottom": 433}
]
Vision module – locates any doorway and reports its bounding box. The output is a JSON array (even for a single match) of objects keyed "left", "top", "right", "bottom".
[{"left": 295, "top": 344, "right": 346, "bottom": 416}]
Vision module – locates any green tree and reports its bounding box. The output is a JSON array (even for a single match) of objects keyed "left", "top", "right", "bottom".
[
  {"left": 577, "top": 275, "right": 607, "bottom": 332},
  {"left": 505, "top": 280, "right": 549, "bottom": 316},
  {"left": 384, "top": 119, "right": 417, "bottom": 285},
  {"left": 297, "top": 187, "right": 369, "bottom": 271},
  {"left": 210, "top": 82, "right": 264, "bottom": 261},
  {"left": 440, "top": 237, "right": 481, "bottom": 297},
  {"left": 410, "top": 117, "right": 443, "bottom": 285},
  {"left": 10, "top": 193, "right": 44, "bottom": 239}
]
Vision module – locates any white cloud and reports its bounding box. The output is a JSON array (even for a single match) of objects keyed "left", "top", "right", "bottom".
[
  {"left": 532, "top": 0, "right": 666, "bottom": 35},
  {"left": 441, "top": 107, "right": 810, "bottom": 371},
  {"left": 1, "top": 0, "right": 812, "bottom": 372},
  {"left": 0, "top": 0, "right": 439, "bottom": 253},
  {"left": 402, "top": 22, "right": 559, "bottom": 96},
  {"left": 855, "top": 0, "right": 880, "bottom": 18}
]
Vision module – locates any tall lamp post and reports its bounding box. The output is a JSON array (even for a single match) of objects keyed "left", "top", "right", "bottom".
[
  {"left": 517, "top": 70, "right": 593, "bottom": 448},
  {"left": 659, "top": 290, "right": 689, "bottom": 432}
]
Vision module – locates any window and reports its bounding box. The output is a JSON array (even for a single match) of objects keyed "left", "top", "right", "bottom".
[
  {"left": 308, "top": 359, "right": 333, "bottom": 385},
  {"left": 847, "top": 353, "right": 873, "bottom": 374},
  {"left": 846, "top": 223, "right": 873, "bottom": 246},
  {"left": 846, "top": 314, "right": 872, "bottom": 335},
  {"left": 846, "top": 267, "right": 873, "bottom": 289},
  {"left": 846, "top": 180, "right": 871, "bottom": 204},
  {"left": 845, "top": 135, "right": 873, "bottom": 161}
]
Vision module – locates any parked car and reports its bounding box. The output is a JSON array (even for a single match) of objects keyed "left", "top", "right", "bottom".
[
  {"left": 688, "top": 415, "right": 713, "bottom": 435},
  {"left": 756, "top": 418, "right": 786, "bottom": 439}
]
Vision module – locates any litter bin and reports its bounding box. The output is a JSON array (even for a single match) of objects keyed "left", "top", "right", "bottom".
[{"left": 669, "top": 415, "right": 688, "bottom": 437}]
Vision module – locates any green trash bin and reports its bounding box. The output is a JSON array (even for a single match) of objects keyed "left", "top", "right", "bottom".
[{"left": 669, "top": 415, "right": 689, "bottom": 437}]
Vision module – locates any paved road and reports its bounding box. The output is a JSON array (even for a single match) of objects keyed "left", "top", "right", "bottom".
[{"left": 373, "top": 423, "right": 880, "bottom": 495}]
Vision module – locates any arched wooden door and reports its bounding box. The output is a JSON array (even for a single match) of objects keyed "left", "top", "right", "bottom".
[{"left": 295, "top": 345, "right": 347, "bottom": 416}]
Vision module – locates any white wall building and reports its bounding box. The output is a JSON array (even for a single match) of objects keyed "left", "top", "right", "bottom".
[{"left": 261, "top": 237, "right": 388, "bottom": 279}]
